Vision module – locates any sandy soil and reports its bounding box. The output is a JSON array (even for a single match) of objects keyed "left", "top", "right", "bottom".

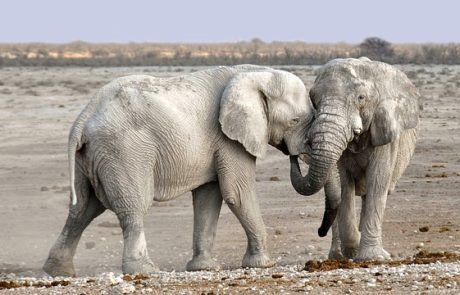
[{"left": 0, "top": 65, "right": 459, "bottom": 293}]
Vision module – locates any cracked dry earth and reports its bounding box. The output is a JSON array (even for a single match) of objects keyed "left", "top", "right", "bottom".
[{"left": 0, "top": 65, "right": 460, "bottom": 294}]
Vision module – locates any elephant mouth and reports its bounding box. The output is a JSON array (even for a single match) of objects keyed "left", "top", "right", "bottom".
[
  {"left": 347, "top": 132, "right": 370, "bottom": 154},
  {"left": 274, "top": 139, "right": 290, "bottom": 155}
]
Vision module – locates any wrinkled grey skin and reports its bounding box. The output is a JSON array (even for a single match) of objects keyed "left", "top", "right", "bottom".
[
  {"left": 43, "top": 65, "right": 315, "bottom": 276},
  {"left": 290, "top": 58, "right": 419, "bottom": 261}
]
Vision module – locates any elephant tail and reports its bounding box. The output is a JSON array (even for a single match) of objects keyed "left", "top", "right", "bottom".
[{"left": 68, "top": 100, "right": 97, "bottom": 206}]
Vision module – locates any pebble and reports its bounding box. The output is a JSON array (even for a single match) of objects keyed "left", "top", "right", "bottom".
[
  {"left": 112, "top": 282, "right": 136, "bottom": 294},
  {"left": 85, "top": 241, "right": 96, "bottom": 249}
]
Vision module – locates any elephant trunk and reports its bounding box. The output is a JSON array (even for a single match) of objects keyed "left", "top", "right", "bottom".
[
  {"left": 290, "top": 122, "right": 348, "bottom": 196},
  {"left": 290, "top": 108, "right": 350, "bottom": 235},
  {"left": 317, "top": 166, "right": 341, "bottom": 237}
]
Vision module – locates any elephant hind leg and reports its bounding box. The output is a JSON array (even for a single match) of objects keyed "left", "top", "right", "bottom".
[
  {"left": 116, "top": 212, "right": 157, "bottom": 274},
  {"left": 187, "top": 182, "right": 223, "bottom": 271},
  {"left": 43, "top": 170, "right": 105, "bottom": 277},
  {"left": 97, "top": 160, "right": 157, "bottom": 274}
]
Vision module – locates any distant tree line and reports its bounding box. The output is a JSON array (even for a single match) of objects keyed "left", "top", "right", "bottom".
[{"left": 1, "top": 38, "right": 460, "bottom": 66}]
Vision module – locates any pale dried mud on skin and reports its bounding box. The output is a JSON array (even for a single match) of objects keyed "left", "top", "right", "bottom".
[{"left": 1, "top": 65, "right": 460, "bottom": 293}]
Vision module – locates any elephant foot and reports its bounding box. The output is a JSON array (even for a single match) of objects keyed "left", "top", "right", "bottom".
[
  {"left": 242, "top": 252, "right": 275, "bottom": 268},
  {"left": 340, "top": 246, "right": 359, "bottom": 259},
  {"left": 186, "top": 255, "right": 219, "bottom": 271},
  {"left": 328, "top": 237, "right": 345, "bottom": 260},
  {"left": 43, "top": 257, "right": 76, "bottom": 277},
  {"left": 328, "top": 248, "right": 345, "bottom": 260},
  {"left": 355, "top": 245, "right": 391, "bottom": 261},
  {"left": 122, "top": 257, "right": 158, "bottom": 274},
  {"left": 340, "top": 235, "right": 360, "bottom": 259}
]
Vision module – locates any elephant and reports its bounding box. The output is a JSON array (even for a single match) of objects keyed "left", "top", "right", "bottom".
[
  {"left": 43, "top": 65, "right": 317, "bottom": 276},
  {"left": 290, "top": 57, "right": 419, "bottom": 261}
]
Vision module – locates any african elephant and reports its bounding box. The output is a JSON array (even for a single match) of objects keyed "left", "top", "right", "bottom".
[
  {"left": 290, "top": 58, "right": 419, "bottom": 261},
  {"left": 43, "top": 65, "right": 317, "bottom": 276}
]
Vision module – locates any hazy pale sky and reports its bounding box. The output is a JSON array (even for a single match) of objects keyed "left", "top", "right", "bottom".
[{"left": 1, "top": 0, "right": 458, "bottom": 43}]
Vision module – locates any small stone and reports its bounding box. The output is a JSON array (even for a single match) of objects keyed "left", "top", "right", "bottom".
[
  {"left": 269, "top": 176, "right": 281, "bottom": 181},
  {"left": 113, "top": 282, "right": 136, "bottom": 294},
  {"left": 419, "top": 226, "right": 429, "bottom": 232},
  {"left": 85, "top": 241, "right": 96, "bottom": 249},
  {"left": 272, "top": 273, "right": 284, "bottom": 279}
]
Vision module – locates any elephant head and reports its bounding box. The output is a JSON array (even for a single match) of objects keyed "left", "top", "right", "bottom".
[
  {"left": 290, "top": 57, "right": 420, "bottom": 225},
  {"left": 219, "top": 69, "right": 314, "bottom": 158}
]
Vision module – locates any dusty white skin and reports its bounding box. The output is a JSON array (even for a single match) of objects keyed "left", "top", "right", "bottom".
[
  {"left": 43, "top": 65, "right": 314, "bottom": 276},
  {"left": 290, "top": 57, "right": 419, "bottom": 261}
]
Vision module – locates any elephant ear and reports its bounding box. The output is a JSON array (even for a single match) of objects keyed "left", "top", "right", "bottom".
[
  {"left": 370, "top": 64, "right": 420, "bottom": 146},
  {"left": 219, "top": 71, "right": 283, "bottom": 158}
]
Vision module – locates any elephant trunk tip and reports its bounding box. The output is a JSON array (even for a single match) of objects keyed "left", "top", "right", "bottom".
[
  {"left": 317, "top": 208, "right": 338, "bottom": 237},
  {"left": 317, "top": 226, "right": 329, "bottom": 238}
]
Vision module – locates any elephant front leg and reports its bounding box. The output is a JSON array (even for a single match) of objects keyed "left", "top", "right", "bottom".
[
  {"left": 356, "top": 147, "right": 396, "bottom": 261},
  {"left": 337, "top": 172, "right": 360, "bottom": 259},
  {"left": 186, "top": 182, "right": 223, "bottom": 271},
  {"left": 216, "top": 151, "right": 274, "bottom": 269},
  {"left": 227, "top": 192, "right": 274, "bottom": 268},
  {"left": 328, "top": 221, "right": 345, "bottom": 260},
  {"left": 117, "top": 213, "right": 158, "bottom": 274},
  {"left": 356, "top": 193, "right": 391, "bottom": 260}
]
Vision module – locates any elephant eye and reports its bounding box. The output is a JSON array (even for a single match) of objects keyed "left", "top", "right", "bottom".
[
  {"left": 289, "top": 117, "right": 300, "bottom": 126},
  {"left": 358, "top": 95, "right": 366, "bottom": 100}
]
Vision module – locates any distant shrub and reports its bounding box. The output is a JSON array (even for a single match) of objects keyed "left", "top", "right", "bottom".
[{"left": 359, "top": 37, "right": 394, "bottom": 61}]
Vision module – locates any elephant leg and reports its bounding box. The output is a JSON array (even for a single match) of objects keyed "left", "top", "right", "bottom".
[
  {"left": 337, "top": 172, "right": 360, "bottom": 259},
  {"left": 228, "top": 192, "right": 274, "bottom": 268},
  {"left": 43, "top": 171, "right": 105, "bottom": 277},
  {"left": 356, "top": 146, "right": 396, "bottom": 261},
  {"left": 359, "top": 195, "right": 367, "bottom": 232},
  {"left": 322, "top": 166, "right": 343, "bottom": 260},
  {"left": 100, "top": 157, "right": 157, "bottom": 274},
  {"left": 117, "top": 212, "right": 157, "bottom": 274},
  {"left": 186, "top": 182, "right": 223, "bottom": 271},
  {"left": 216, "top": 149, "right": 274, "bottom": 268},
  {"left": 328, "top": 220, "right": 344, "bottom": 260}
]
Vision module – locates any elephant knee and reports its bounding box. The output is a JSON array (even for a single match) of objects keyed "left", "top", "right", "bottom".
[{"left": 223, "top": 195, "right": 240, "bottom": 208}]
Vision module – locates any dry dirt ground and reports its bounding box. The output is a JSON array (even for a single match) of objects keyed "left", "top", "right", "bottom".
[{"left": 0, "top": 65, "right": 459, "bottom": 293}]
